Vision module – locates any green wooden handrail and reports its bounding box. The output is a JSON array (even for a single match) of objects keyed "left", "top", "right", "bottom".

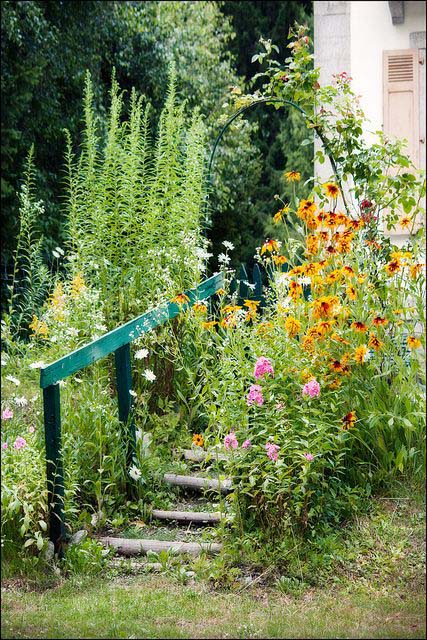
[{"left": 40, "top": 272, "right": 224, "bottom": 553}]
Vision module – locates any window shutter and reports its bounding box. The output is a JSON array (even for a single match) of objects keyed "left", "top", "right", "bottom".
[{"left": 383, "top": 49, "right": 421, "bottom": 235}]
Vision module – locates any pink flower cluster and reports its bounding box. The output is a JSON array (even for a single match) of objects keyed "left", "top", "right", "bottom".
[
  {"left": 247, "top": 384, "right": 264, "bottom": 406},
  {"left": 2, "top": 408, "right": 13, "bottom": 420},
  {"left": 224, "top": 432, "right": 238, "bottom": 450},
  {"left": 242, "top": 439, "right": 251, "bottom": 449},
  {"left": 302, "top": 378, "right": 321, "bottom": 398},
  {"left": 254, "top": 357, "right": 274, "bottom": 380},
  {"left": 13, "top": 436, "right": 27, "bottom": 450},
  {"left": 303, "top": 453, "right": 314, "bottom": 461},
  {"left": 266, "top": 442, "right": 279, "bottom": 461}
]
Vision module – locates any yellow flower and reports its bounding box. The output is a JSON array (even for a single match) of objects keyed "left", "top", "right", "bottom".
[
  {"left": 399, "top": 216, "right": 412, "bottom": 229},
  {"left": 311, "top": 295, "right": 341, "bottom": 319},
  {"left": 29, "top": 315, "right": 49, "bottom": 339},
  {"left": 354, "top": 345, "right": 368, "bottom": 364},
  {"left": 243, "top": 300, "right": 260, "bottom": 312},
  {"left": 273, "top": 206, "right": 290, "bottom": 224},
  {"left": 407, "top": 336, "right": 421, "bottom": 350},
  {"left": 216, "top": 289, "right": 226, "bottom": 296},
  {"left": 284, "top": 171, "right": 301, "bottom": 182},
  {"left": 50, "top": 282, "right": 66, "bottom": 312},
  {"left": 351, "top": 321, "right": 368, "bottom": 333},
  {"left": 193, "top": 302, "right": 208, "bottom": 314},
  {"left": 70, "top": 273, "right": 86, "bottom": 298},
  {"left": 323, "top": 182, "right": 340, "bottom": 198},
  {"left": 385, "top": 259, "right": 401, "bottom": 276},
  {"left": 409, "top": 263, "right": 424, "bottom": 279},
  {"left": 357, "top": 273, "right": 367, "bottom": 284},
  {"left": 284, "top": 316, "right": 301, "bottom": 338},
  {"left": 261, "top": 239, "right": 280, "bottom": 255},
  {"left": 346, "top": 285, "right": 357, "bottom": 300},
  {"left": 273, "top": 255, "right": 287, "bottom": 266},
  {"left": 342, "top": 411, "right": 357, "bottom": 430},
  {"left": 368, "top": 333, "right": 383, "bottom": 351},
  {"left": 306, "top": 234, "right": 319, "bottom": 256},
  {"left": 192, "top": 434, "right": 204, "bottom": 447},
  {"left": 201, "top": 321, "right": 217, "bottom": 330},
  {"left": 173, "top": 293, "right": 190, "bottom": 305}
]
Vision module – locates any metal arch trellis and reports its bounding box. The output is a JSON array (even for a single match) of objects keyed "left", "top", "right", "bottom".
[{"left": 206, "top": 96, "right": 348, "bottom": 213}]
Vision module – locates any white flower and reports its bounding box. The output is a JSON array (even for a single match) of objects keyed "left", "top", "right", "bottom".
[
  {"left": 29, "top": 361, "right": 46, "bottom": 369},
  {"left": 6, "top": 375, "right": 20, "bottom": 386},
  {"left": 14, "top": 396, "right": 28, "bottom": 407},
  {"left": 218, "top": 253, "right": 231, "bottom": 265},
  {"left": 55, "top": 246, "right": 64, "bottom": 256},
  {"left": 57, "top": 380, "right": 67, "bottom": 388},
  {"left": 129, "top": 390, "right": 137, "bottom": 398},
  {"left": 66, "top": 327, "right": 79, "bottom": 337},
  {"left": 298, "top": 276, "right": 311, "bottom": 286},
  {"left": 135, "top": 428, "right": 143, "bottom": 441},
  {"left": 135, "top": 348, "right": 149, "bottom": 360},
  {"left": 95, "top": 324, "right": 107, "bottom": 332},
  {"left": 222, "top": 241, "right": 235, "bottom": 251},
  {"left": 143, "top": 369, "right": 156, "bottom": 382},
  {"left": 129, "top": 465, "right": 142, "bottom": 481},
  {"left": 30, "top": 395, "right": 38, "bottom": 403},
  {"left": 74, "top": 377, "right": 83, "bottom": 384},
  {"left": 195, "top": 248, "right": 213, "bottom": 260}
]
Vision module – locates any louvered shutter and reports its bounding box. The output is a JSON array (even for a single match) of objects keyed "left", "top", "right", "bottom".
[{"left": 383, "top": 49, "right": 421, "bottom": 235}]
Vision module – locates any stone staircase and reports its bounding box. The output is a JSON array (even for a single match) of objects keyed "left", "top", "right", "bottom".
[{"left": 99, "top": 448, "right": 232, "bottom": 557}]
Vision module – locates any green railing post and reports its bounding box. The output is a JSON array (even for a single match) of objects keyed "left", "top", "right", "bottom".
[
  {"left": 43, "top": 383, "right": 66, "bottom": 554},
  {"left": 114, "top": 343, "right": 135, "bottom": 491}
]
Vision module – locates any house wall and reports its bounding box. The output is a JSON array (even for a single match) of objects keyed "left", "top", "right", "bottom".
[{"left": 350, "top": 1, "right": 426, "bottom": 143}]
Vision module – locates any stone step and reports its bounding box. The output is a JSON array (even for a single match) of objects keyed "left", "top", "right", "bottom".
[
  {"left": 163, "top": 473, "right": 232, "bottom": 493},
  {"left": 181, "top": 448, "right": 228, "bottom": 463},
  {"left": 100, "top": 536, "right": 222, "bottom": 556},
  {"left": 151, "top": 509, "right": 223, "bottom": 524}
]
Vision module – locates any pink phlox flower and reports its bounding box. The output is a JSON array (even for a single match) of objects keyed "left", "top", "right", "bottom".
[
  {"left": 242, "top": 439, "right": 251, "bottom": 449},
  {"left": 2, "top": 408, "right": 13, "bottom": 420},
  {"left": 29, "top": 426, "right": 35, "bottom": 434},
  {"left": 247, "top": 384, "right": 264, "bottom": 406},
  {"left": 254, "top": 357, "right": 274, "bottom": 380},
  {"left": 302, "top": 379, "right": 321, "bottom": 398},
  {"left": 224, "top": 432, "right": 238, "bottom": 450},
  {"left": 13, "top": 436, "right": 27, "bottom": 450},
  {"left": 303, "top": 453, "right": 314, "bottom": 461},
  {"left": 265, "top": 442, "right": 279, "bottom": 461},
  {"left": 275, "top": 402, "right": 285, "bottom": 410},
  {"left": 2, "top": 442, "right": 8, "bottom": 450}
]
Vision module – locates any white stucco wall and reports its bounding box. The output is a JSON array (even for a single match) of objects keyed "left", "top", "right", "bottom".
[{"left": 350, "top": 1, "right": 426, "bottom": 141}]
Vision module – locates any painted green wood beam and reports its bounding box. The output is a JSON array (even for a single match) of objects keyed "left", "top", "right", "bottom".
[{"left": 40, "top": 273, "right": 224, "bottom": 388}]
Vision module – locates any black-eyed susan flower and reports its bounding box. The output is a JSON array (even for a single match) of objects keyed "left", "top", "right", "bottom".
[
  {"left": 407, "top": 336, "right": 422, "bottom": 350},
  {"left": 192, "top": 433, "right": 204, "bottom": 447},
  {"left": 323, "top": 182, "right": 340, "bottom": 198},
  {"left": 284, "top": 171, "right": 301, "bottom": 182},
  {"left": 342, "top": 411, "right": 357, "bottom": 430}
]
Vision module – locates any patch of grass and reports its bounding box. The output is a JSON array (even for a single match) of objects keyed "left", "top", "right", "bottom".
[{"left": 1, "top": 574, "right": 425, "bottom": 639}]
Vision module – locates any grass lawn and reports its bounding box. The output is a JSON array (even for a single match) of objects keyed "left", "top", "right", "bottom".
[{"left": 1, "top": 486, "right": 425, "bottom": 639}]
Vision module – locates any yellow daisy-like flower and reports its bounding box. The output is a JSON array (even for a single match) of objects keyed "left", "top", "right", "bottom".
[
  {"left": 216, "top": 289, "right": 226, "bottom": 296},
  {"left": 273, "top": 206, "right": 290, "bottom": 224},
  {"left": 346, "top": 285, "right": 357, "bottom": 301},
  {"left": 243, "top": 300, "right": 260, "bottom": 312},
  {"left": 354, "top": 345, "right": 368, "bottom": 364},
  {"left": 193, "top": 302, "right": 208, "bottom": 315},
  {"left": 201, "top": 321, "right": 217, "bottom": 330},
  {"left": 273, "top": 255, "right": 287, "bottom": 266},
  {"left": 342, "top": 411, "right": 357, "bottom": 430},
  {"left": 284, "top": 171, "right": 301, "bottom": 182},
  {"left": 368, "top": 333, "right": 383, "bottom": 351},
  {"left": 173, "top": 293, "right": 190, "bottom": 305},
  {"left": 261, "top": 239, "right": 280, "bottom": 255},
  {"left": 399, "top": 216, "right": 412, "bottom": 229},
  {"left": 385, "top": 259, "right": 401, "bottom": 276},
  {"left": 70, "top": 273, "right": 86, "bottom": 299},
  {"left": 409, "top": 263, "right": 424, "bottom": 279},
  {"left": 284, "top": 316, "right": 301, "bottom": 338},
  {"left": 192, "top": 433, "right": 204, "bottom": 447},
  {"left": 407, "top": 336, "right": 422, "bottom": 350},
  {"left": 323, "top": 182, "right": 340, "bottom": 198}
]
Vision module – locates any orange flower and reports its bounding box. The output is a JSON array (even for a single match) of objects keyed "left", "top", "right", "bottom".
[
  {"left": 261, "top": 239, "right": 280, "bottom": 255},
  {"left": 306, "top": 234, "right": 319, "bottom": 256},
  {"left": 365, "top": 239, "right": 381, "bottom": 250},
  {"left": 372, "top": 316, "right": 388, "bottom": 327},
  {"left": 273, "top": 255, "right": 287, "bottom": 266},
  {"left": 323, "top": 182, "right": 340, "bottom": 198},
  {"left": 325, "top": 269, "right": 343, "bottom": 285},
  {"left": 409, "top": 263, "right": 424, "bottom": 279},
  {"left": 173, "top": 293, "right": 190, "bottom": 305},
  {"left": 325, "top": 212, "right": 339, "bottom": 228},
  {"left": 346, "top": 285, "right": 357, "bottom": 300},
  {"left": 407, "top": 336, "right": 421, "bottom": 350},
  {"left": 312, "top": 295, "right": 340, "bottom": 319},
  {"left": 296, "top": 199, "right": 317, "bottom": 223},
  {"left": 201, "top": 321, "right": 217, "bottom": 330},
  {"left": 385, "top": 259, "right": 401, "bottom": 276},
  {"left": 289, "top": 281, "right": 303, "bottom": 302},
  {"left": 318, "top": 231, "right": 329, "bottom": 242},
  {"left": 357, "top": 274, "right": 367, "bottom": 284},
  {"left": 368, "top": 333, "right": 383, "bottom": 351},
  {"left": 284, "top": 171, "right": 301, "bottom": 182},
  {"left": 284, "top": 316, "right": 301, "bottom": 338},
  {"left": 329, "top": 379, "right": 342, "bottom": 390},
  {"left": 301, "top": 335, "right": 315, "bottom": 353},
  {"left": 193, "top": 302, "right": 208, "bottom": 314},
  {"left": 216, "top": 288, "right": 226, "bottom": 296},
  {"left": 354, "top": 345, "right": 368, "bottom": 364},
  {"left": 342, "top": 265, "right": 355, "bottom": 278},
  {"left": 192, "top": 434, "right": 204, "bottom": 447},
  {"left": 351, "top": 321, "right": 368, "bottom": 333},
  {"left": 342, "top": 411, "right": 357, "bottom": 430},
  {"left": 330, "top": 359, "right": 350, "bottom": 375}
]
